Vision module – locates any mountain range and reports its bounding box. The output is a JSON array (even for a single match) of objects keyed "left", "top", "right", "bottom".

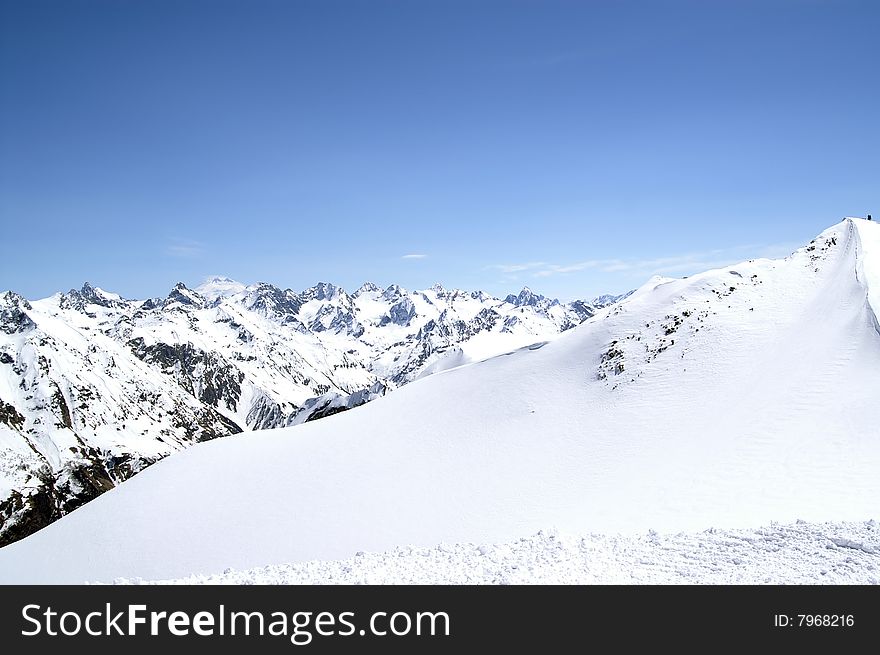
[
  {"left": 1, "top": 218, "right": 877, "bottom": 583},
  {"left": 0, "top": 278, "right": 625, "bottom": 545}
]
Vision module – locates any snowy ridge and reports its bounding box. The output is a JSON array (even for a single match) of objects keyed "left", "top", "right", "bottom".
[
  {"left": 852, "top": 220, "right": 880, "bottom": 333},
  {"left": 0, "top": 278, "right": 618, "bottom": 545},
  {"left": 0, "top": 219, "right": 878, "bottom": 584}
]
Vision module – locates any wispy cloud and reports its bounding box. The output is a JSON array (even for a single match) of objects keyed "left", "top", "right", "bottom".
[
  {"left": 401, "top": 253, "right": 427, "bottom": 260},
  {"left": 165, "top": 239, "right": 205, "bottom": 258},
  {"left": 492, "top": 261, "right": 548, "bottom": 274},
  {"left": 490, "top": 242, "right": 799, "bottom": 281},
  {"left": 489, "top": 259, "right": 608, "bottom": 278}
]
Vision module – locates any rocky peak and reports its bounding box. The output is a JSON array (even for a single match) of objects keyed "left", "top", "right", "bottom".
[
  {"left": 0, "top": 291, "right": 35, "bottom": 334},
  {"left": 0, "top": 291, "right": 32, "bottom": 311},
  {"left": 304, "top": 282, "right": 343, "bottom": 302},
  {"left": 80, "top": 282, "right": 100, "bottom": 299},
  {"left": 505, "top": 286, "right": 546, "bottom": 307},
  {"left": 164, "top": 283, "right": 205, "bottom": 308},
  {"left": 64, "top": 282, "right": 126, "bottom": 310},
  {"left": 379, "top": 297, "right": 416, "bottom": 327},
  {"left": 243, "top": 283, "right": 303, "bottom": 318},
  {"left": 381, "top": 284, "right": 404, "bottom": 302},
  {"left": 470, "top": 290, "right": 491, "bottom": 302},
  {"left": 565, "top": 300, "right": 596, "bottom": 322},
  {"left": 354, "top": 282, "right": 381, "bottom": 297}
]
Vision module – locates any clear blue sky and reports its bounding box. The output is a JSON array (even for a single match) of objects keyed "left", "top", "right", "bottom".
[{"left": 1, "top": 0, "right": 877, "bottom": 301}]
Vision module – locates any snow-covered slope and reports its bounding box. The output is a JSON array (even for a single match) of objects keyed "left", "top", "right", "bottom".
[
  {"left": 0, "top": 218, "right": 876, "bottom": 584},
  {"left": 0, "top": 279, "right": 614, "bottom": 545},
  {"left": 2, "top": 218, "right": 878, "bottom": 583},
  {"left": 2, "top": 219, "right": 878, "bottom": 584}
]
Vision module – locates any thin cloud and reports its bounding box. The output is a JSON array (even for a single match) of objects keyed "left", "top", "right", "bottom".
[
  {"left": 493, "top": 259, "right": 610, "bottom": 278},
  {"left": 489, "top": 261, "right": 548, "bottom": 274},
  {"left": 492, "top": 242, "right": 799, "bottom": 280},
  {"left": 401, "top": 253, "right": 428, "bottom": 260},
  {"left": 165, "top": 240, "right": 205, "bottom": 258}
]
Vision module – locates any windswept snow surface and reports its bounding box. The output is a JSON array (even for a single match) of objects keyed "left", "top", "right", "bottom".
[
  {"left": 2, "top": 219, "right": 880, "bottom": 584},
  {"left": 114, "top": 520, "right": 880, "bottom": 585}
]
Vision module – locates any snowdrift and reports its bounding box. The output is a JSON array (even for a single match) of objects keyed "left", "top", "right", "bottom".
[{"left": 1, "top": 219, "right": 879, "bottom": 584}]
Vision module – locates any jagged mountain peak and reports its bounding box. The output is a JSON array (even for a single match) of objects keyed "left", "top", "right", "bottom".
[
  {"left": 0, "top": 291, "right": 35, "bottom": 335},
  {"left": 61, "top": 282, "right": 126, "bottom": 310},
  {"left": 303, "top": 282, "right": 347, "bottom": 302},
  {"left": 381, "top": 284, "right": 406, "bottom": 302},
  {"left": 354, "top": 281, "right": 381, "bottom": 297},
  {"left": 82, "top": 282, "right": 123, "bottom": 301},
  {"left": 248, "top": 281, "right": 283, "bottom": 293},
  {"left": 240, "top": 283, "right": 303, "bottom": 317},
  {"left": 505, "top": 286, "right": 548, "bottom": 307},
  {"left": 164, "top": 282, "right": 205, "bottom": 308},
  {"left": 0, "top": 290, "right": 31, "bottom": 310}
]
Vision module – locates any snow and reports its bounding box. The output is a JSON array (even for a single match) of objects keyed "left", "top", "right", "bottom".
[
  {"left": 90, "top": 286, "right": 123, "bottom": 302},
  {"left": 195, "top": 276, "right": 247, "bottom": 302},
  {"left": 1, "top": 272, "right": 604, "bottom": 547},
  {"left": 413, "top": 332, "right": 561, "bottom": 379},
  {"left": 1, "top": 218, "right": 879, "bottom": 585},
  {"left": 853, "top": 220, "right": 880, "bottom": 331},
  {"left": 113, "top": 520, "right": 880, "bottom": 585}
]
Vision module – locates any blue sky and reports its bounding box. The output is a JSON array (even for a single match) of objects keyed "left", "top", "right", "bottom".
[{"left": 1, "top": 0, "right": 877, "bottom": 301}]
